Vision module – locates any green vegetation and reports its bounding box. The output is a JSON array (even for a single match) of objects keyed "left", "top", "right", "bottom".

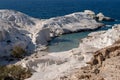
[
  {"left": 0, "top": 65, "right": 32, "bottom": 80},
  {"left": 11, "top": 46, "right": 27, "bottom": 58}
]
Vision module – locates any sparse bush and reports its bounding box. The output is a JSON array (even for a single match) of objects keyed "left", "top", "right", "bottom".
[
  {"left": 11, "top": 46, "right": 27, "bottom": 58},
  {"left": 0, "top": 65, "right": 32, "bottom": 80}
]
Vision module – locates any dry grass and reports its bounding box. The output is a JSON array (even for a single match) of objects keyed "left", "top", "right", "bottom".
[
  {"left": 11, "top": 46, "right": 27, "bottom": 58},
  {"left": 0, "top": 65, "right": 32, "bottom": 80}
]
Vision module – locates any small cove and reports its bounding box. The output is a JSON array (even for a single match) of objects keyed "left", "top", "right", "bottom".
[
  {"left": 48, "top": 20, "right": 120, "bottom": 52},
  {"left": 0, "top": 0, "right": 120, "bottom": 52}
]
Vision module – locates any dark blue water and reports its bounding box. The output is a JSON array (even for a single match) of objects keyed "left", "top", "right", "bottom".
[
  {"left": 0, "top": 0, "right": 120, "bottom": 52},
  {"left": 0, "top": 0, "right": 120, "bottom": 19}
]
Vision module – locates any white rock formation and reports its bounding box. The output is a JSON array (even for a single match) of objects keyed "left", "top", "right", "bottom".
[
  {"left": 16, "top": 24, "right": 120, "bottom": 80},
  {"left": 42, "top": 11, "right": 103, "bottom": 37},
  {"left": 0, "top": 10, "right": 36, "bottom": 27},
  {"left": 96, "top": 13, "right": 105, "bottom": 21},
  {"left": 84, "top": 10, "right": 96, "bottom": 18},
  {"left": 0, "top": 9, "right": 116, "bottom": 79},
  {"left": 18, "top": 48, "right": 92, "bottom": 80},
  {"left": 0, "top": 10, "right": 51, "bottom": 56},
  {"left": 0, "top": 9, "right": 105, "bottom": 56},
  {"left": 80, "top": 24, "right": 120, "bottom": 49},
  {"left": 0, "top": 9, "right": 117, "bottom": 80},
  {"left": 96, "top": 12, "right": 115, "bottom": 21}
]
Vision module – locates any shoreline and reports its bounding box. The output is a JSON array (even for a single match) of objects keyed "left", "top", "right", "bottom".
[
  {"left": 20, "top": 24, "right": 120, "bottom": 80},
  {"left": 0, "top": 9, "right": 117, "bottom": 80}
]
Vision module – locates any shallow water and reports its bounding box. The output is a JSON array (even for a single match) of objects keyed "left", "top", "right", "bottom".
[
  {"left": 47, "top": 31, "right": 91, "bottom": 52},
  {"left": 48, "top": 21, "right": 120, "bottom": 52}
]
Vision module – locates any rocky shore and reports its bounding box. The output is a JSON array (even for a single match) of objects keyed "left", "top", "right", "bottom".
[
  {"left": 0, "top": 9, "right": 108, "bottom": 56},
  {"left": 60, "top": 39, "right": 120, "bottom": 80},
  {"left": 0, "top": 9, "right": 118, "bottom": 80},
  {"left": 19, "top": 24, "right": 120, "bottom": 80},
  {"left": 0, "top": 10, "right": 111, "bottom": 56}
]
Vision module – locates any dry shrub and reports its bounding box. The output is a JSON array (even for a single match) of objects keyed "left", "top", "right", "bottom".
[
  {"left": 0, "top": 65, "right": 32, "bottom": 80},
  {"left": 11, "top": 46, "right": 26, "bottom": 58}
]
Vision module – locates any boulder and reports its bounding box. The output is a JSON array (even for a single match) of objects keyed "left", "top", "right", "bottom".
[
  {"left": 96, "top": 13, "right": 105, "bottom": 21},
  {"left": 96, "top": 12, "right": 115, "bottom": 21}
]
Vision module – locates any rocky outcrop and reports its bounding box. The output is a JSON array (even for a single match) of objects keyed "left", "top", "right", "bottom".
[
  {"left": 0, "top": 9, "right": 116, "bottom": 80},
  {"left": 42, "top": 10, "right": 104, "bottom": 37},
  {"left": 80, "top": 24, "right": 120, "bottom": 49},
  {"left": 84, "top": 10, "right": 115, "bottom": 22},
  {"left": 0, "top": 9, "right": 110, "bottom": 56},
  {"left": 56, "top": 24, "right": 120, "bottom": 80},
  {"left": 60, "top": 40, "right": 120, "bottom": 80},
  {"left": 0, "top": 10, "right": 36, "bottom": 27},
  {"left": 96, "top": 12, "right": 115, "bottom": 21},
  {"left": 84, "top": 10, "right": 96, "bottom": 18},
  {"left": 35, "top": 28, "right": 50, "bottom": 45},
  {"left": 0, "top": 10, "right": 51, "bottom": 56},
  {"left": 17, "top": 24, "right": 120, "bottom": 80}
]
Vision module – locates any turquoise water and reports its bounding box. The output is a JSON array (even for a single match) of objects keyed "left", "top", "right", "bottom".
[
  {"left": 0, "top": 0, "right": 120, "bottom": 52},
  {"left": 48, "top": 32, "right": 90, "bottom": 52},
  {"left": 48, "top": 21, "right": 120, "bottom": 52}
]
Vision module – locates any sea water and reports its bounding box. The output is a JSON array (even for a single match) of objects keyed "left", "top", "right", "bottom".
[{"left": 0, "top": 0, "right": 120, "bottom": 52}]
